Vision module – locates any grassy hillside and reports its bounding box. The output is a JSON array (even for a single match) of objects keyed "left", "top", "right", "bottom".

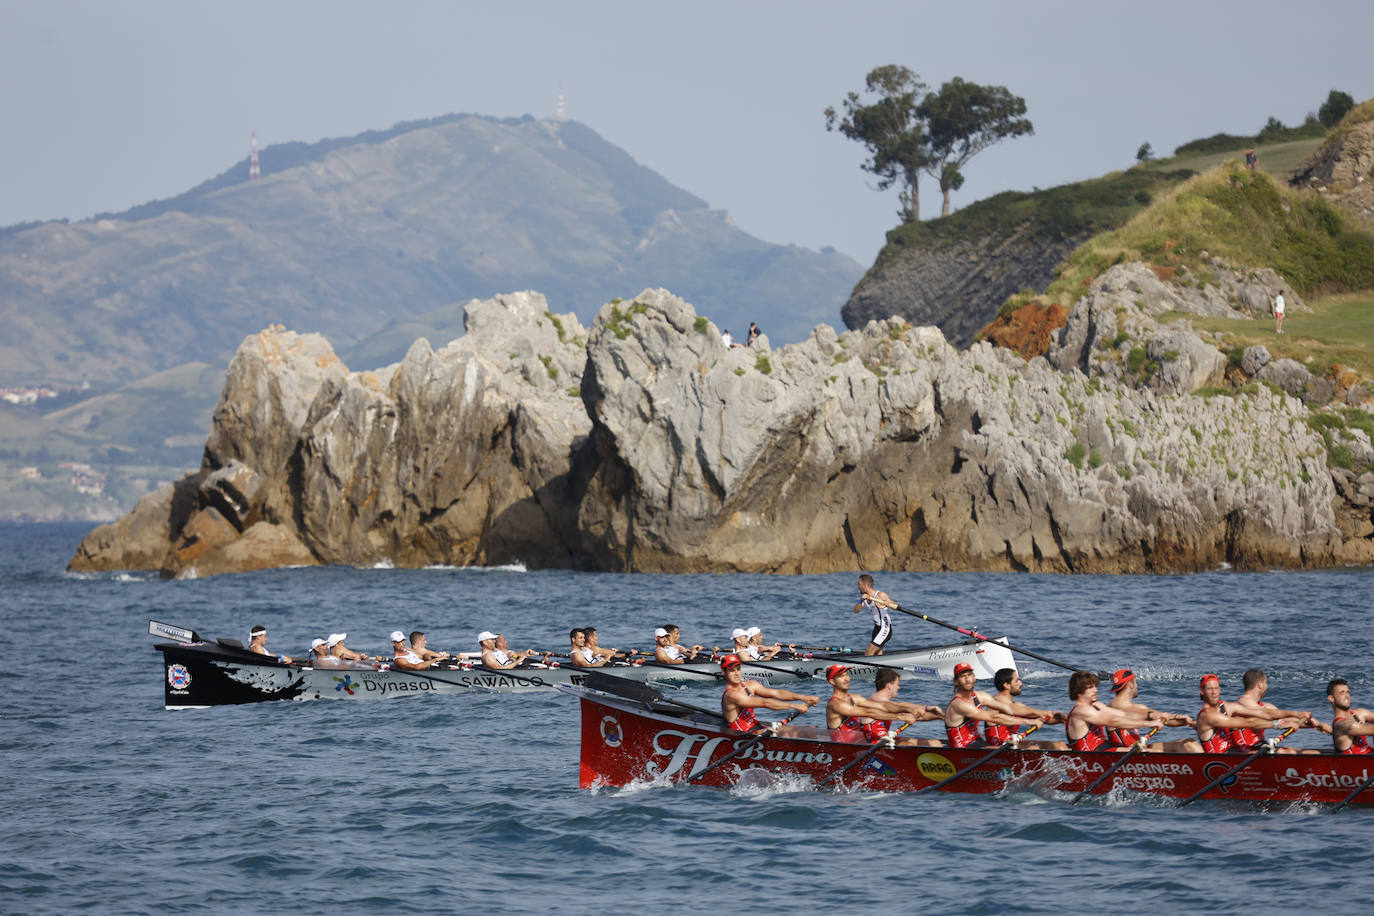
[{"left": 1144, "top": 136, "right": 1325, "bottom": 180}]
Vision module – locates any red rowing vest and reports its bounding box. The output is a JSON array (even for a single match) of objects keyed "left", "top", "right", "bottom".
[
  {"left": 1067, "top": 704, "right": 1110, "bottom": 751},
  {"left": 947, "top": 697, "right": 982, "bottom": 748},
  {"left": 1335, "top": 716, "right": 1372, "bottom": 755},
  {"left": 1107, "top": 726, "right": 1139, "bottom": 746},
  {"left": 984, "top": 720, "right": 1021, "bottom": 747},
  {"left": 725, "top": 686, "right": 759, "bottom": 732},
  {"left": 862, "top": 719, "right": 891, "bottom": 743},
  {"left": 1200, "top": 703, "right": 1233, "bottom": 753}
]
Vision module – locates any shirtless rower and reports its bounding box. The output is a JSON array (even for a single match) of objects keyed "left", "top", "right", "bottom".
[
  {"left": 327, "top": 633, "right": 378, "bottom": 663},
  {"left": 720, "top": 653, "right": 819, "bottom": 736},
  {"left": 1065, "top": 671, "right": 1161, "bottom": 752},
  {"left": 983, "top": 668, "right": 1069, "bottom": 750},
  {"left": 1230, "top": 668, "right": 1328, "bottom": 755},
  {"left": 653, "top": 626, "right": 702, "bottom": 664},
  {"left": 410, "top": 631, "right": 450, "bottom": 664},
  {"left": 479, "top": 631, "right": 532, "bottom": 669},
  {"left": 859, "top": 668, "right": 945, "bottom": 747},
  {"left": 1327, "top": 678, "right": 1374, "bottom": 755},
  {"left": 247, "top": 625, "right": 292, "bottom": 664},
  {"left": 852, "top": 574, "right": 897, "bottom": 656},
  {"left": 825, "top": 665, "right": 918, "bottom": 743},
  {"left": 1193, "top": 673, "right": 1315, "bottom": 753},
  {"left": 945, "top": 662, "right": 1040, "bottom": 748},
  {"left": 390, "top": 630, "right": 442, "bottom": 671},
  {"left": 1105, "top": 668, "right": 1202, "bottom": 753}
]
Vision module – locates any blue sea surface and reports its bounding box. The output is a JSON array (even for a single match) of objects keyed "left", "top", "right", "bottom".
[{"left": 1, "top": 522, "right": 1371, "bottom": 914}]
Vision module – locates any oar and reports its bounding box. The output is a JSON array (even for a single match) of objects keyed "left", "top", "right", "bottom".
[
  {"left": 1332, "top": 768, "right": 1374, "bottom": 812},
  {"left": 816, "top": 720, "right": 918, "bottom": 789},
  {"left": 688, "top": 705, "right": 813, "bottom": 783},
  {"left": 738, "top": 658, "right": 815, "bottom": 679},
  {"left": 148, "top": 620, "right": 203, "bottom": 643},
  {"left": 1178, "top": 726, "right": 1297, "bottom": 807},
  {"left": 916, "top": 724, "right": 1043, "bottom": 794},
  {"left": 891, "top": 604, "right": 1081, "bottom": 672},
  {"left": 1071, "top": 726, "right": 1161, "bottom": 803}
]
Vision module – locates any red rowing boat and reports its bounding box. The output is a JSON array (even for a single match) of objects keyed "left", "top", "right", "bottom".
[{"left": 569, "top": 682, "right": 1374, "bottom": 806}]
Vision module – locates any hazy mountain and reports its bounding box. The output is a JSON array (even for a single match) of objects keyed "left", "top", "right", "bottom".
[{"left": 0, "top": 113, "right": 861, "bottom": 387}]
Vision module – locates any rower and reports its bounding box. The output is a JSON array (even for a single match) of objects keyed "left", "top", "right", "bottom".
[
  {"left": 852, "top": 574, "right": 897, "bottom": 656},
  {"left": 1193, "top": 673, "right": 1313, "bottom": 753},
  {"left": 720, "top": 653, "right": 818, "bottom": 736},
  {"left": 327, "top": 633, "right": 376, "bottom": 663},
  {"left": 479, "top": 631, "right": 532, "bottom": 669},
  {"left": 1229, "top": 668, "right": 1328, "bottom": 755},
  {"left": 569, "top": 628, "right": 616, "bottom": 667},
  {"left": 825, "top": 664, "right": 918, "bottom": 743},
  {"left": 390, "top": 630, "right": 441, "bottom": 671},
  {"left": 584, "top": 627, "right": 621, "bottom": 664},
  {"left": 747, "top": 626, "right": 788, "bottom": 661},
  {"left": 1327, "top": 678, "right": 1374, "bottom": 755},
  {"left": 1105, "top": 668, "right": 1201, "bottom": 753},
  {"left": 863, "top": 668, "right": 944, "bottom": 747},
  {"left": 1065, "top": 671, "right": 1159, "bottom": 752},
  {"left": 653, "top": 626, "right": 701, "bottom": 664},
  {"left": 730, "top": 628, "right": 754, "bottom": 660},
  {"left": 410, "top": 631, "right": 450, "bottom": 664},
  {"left": 308, "top": 638, "right": 339, "bottom": 666},
  {"left": 945, "top": 662, "right": 1040, "bottom": 748},
  {"left": 248, "top": 625, "right": 292, "bottom": 664},
  {"left": 983, "top": 668, "right": 1068, "bottom": 750}
]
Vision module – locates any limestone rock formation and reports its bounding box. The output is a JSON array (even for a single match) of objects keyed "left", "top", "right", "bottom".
[
  {"left": 1289, "top": 118, "right": 1374, "bottom": 220},
  {"left": 71, "top": 282, "right": 1372, "bottom": 577}
]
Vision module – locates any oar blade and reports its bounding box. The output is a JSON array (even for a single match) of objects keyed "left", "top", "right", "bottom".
[{"left": 148, "top": 620, "right": 200, "bottom": 643}]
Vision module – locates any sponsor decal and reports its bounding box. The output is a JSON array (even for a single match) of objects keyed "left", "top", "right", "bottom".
[
  {"left": 917, "top": 752, "right": 958, "bottom": 782},
  {"left": 360, "top": 678, "right": 434, "bottom": 694},
  {"left": 1114, "top": 775, "right": 1177, "bottom": 791},
  {"left": 333, "top": 675, "right": 356, "bottom": 695},
  {"left": 1202, "top": 761, "right": 1240, "bottom": 792},
  {"left": 1118, "top": 762, "right": 1194, "bottom": 776},
  {"left": 600, "top": 715, "right": 623, "bottom": 748},
  {"left": 863, "top": 757, "right": 898, "bottom": 777},
  {"left": 1279, "top": 766, "right": 1371, "bottom": 790},
  {"left": 167, "top": 664, "right": 191, "bottom": 690},
  {"left": 646, "top": 730, "right": 833, "bottom": 780}
]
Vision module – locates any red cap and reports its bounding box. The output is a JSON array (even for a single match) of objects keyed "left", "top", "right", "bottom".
[
  {"left": 953, "top": 662, "right": 974, "bottom": 677},
  {"left": 825, "top": 664, "right": 850, "bottom": 681},
  {"left": 720, "top": 653, "right": 742, "bottom": 671},
  {"left": 1110, "top": 669, "right": 1136, "bottom": 692},
  {"left": 1199, "top": 673, "right": 1220, "bottom": 688}
]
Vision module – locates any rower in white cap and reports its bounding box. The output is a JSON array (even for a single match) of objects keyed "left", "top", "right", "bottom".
[
  {"left": 653, "top": 625, "right": 702, "bottom": 664},
  {"left": 390, "top": 630, "right": 441, "bottom": 671},
  {"left": 327, "top": 633, "right": 377, "bottom": 663},
  {"left": 479, "top": 631, "right": 535, "bottom": 669}
]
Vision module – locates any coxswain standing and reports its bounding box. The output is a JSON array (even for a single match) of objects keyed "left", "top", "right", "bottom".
[
  {"left": 1105, "top": 668, "right": 1201, "bottom": 753},
  {"left": 852, "top": 574, "right": 897, "bottom": 656},
  {"left": 1193, "top": 673, "right": 1314, "bottom": 753},
  {"left": 824, "top": 664, "right": 918, "bottom": 743},
  {"left": 1065, "top": 671, "right": 1160, "bottom": 752},
  {"left": 720, "top": 653, "right": 818, "bottom": 736},
  {"left": 982, "top": 668, "right": 1068, "bottom": 750},
  {"left": 945, "top": 662, "right": 1040, "bottom": 748},
  {"left": 1327, "top": 678, "right": 1374, "bottom": 754}
]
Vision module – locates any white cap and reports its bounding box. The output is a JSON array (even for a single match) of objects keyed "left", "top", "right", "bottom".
[
  {"left": 310, "top": 638, "right": 327, "bottom": 650},
  {"left": 477, "top": 631, "right": 497, "bottom": 643},
  {"left": 653, "top": 627, "right": 669, "bottom": 638},
  {"left": 326, "top": 633, "right": 346, "bottom": 647},
  {"left": 390, "top": 630, "right": 406, "bottom": 643},
  {"left": 746, "top": 626, "right": 761, "bottom": 637},
  {"left": 731, "top": 628, "right": 748, "bottom": 640}
]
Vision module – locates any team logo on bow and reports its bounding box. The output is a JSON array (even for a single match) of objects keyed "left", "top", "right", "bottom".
[{"left": 167, "top": 664, "right": 191, "bottom": 689}]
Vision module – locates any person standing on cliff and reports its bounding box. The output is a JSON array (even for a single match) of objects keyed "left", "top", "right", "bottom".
[
  {"left": 1273, "top": 291, "right": 1285, "bottom": 334},
  {"left": 852, "top": 574, "right": 897, "bottom": 656}
]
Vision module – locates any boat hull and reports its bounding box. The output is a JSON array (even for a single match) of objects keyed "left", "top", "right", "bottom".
[
  {"left": 575, "top": 691, "right": 1374, "bottom": 806},
  {"left": 155, "top": 636, "right": 1012, "bottom": 707}
]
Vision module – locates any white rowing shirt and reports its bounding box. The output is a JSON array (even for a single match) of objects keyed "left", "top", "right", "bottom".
[
  {"left": 575, "top": 646, "right": 598, "bottom": 665},
  {"left": 662, "top": 644, "right": 684, "bottom": 661},
  {"left": 488, "top": 648, "right": 513, "bottom": 666},
  {"left": 862, "top": 597, "right": 891, "bottom": 627}
]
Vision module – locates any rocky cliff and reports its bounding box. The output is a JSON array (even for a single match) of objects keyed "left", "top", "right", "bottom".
[{"left": 71, "top": 277, "right": 1374, "bottom": 578}]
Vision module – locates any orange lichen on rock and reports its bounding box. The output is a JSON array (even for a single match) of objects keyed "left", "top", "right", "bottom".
[{"left": 979, "top": 303, "right": 1069, "bottom": 360}]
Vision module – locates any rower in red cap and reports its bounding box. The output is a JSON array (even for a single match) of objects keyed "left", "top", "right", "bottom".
[
  {"left": 1065, "top": 671, "right": 1161, "bottom": 752},
  {"left": 944, "top": 662, "right": 1041, "bottom": 748},
  {"left": 719, "top": 653, "right": 819, "bottom": 736},
  {"left": 1193, "top": 673, "right": 1315, "bottom": 753},
  {"left": 1105, "top": 668, "right": 1202, "bottom": 753},
  {"left": 824, "top": 664, "right": 919, "bottom": 743}
]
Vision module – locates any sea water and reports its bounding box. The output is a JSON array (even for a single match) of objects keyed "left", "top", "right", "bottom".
[{"left": 1, "top": 522, "right": 1371, "bottom": 914}]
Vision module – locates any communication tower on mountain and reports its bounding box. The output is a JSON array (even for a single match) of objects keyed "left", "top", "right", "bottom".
[{"left": 249, "top": 132, "right": 260, "bottom": 180}]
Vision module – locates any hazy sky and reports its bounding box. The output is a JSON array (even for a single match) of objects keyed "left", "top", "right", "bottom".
[{"left": 3, "top": 0, "right": 1371, "bottom": 264}]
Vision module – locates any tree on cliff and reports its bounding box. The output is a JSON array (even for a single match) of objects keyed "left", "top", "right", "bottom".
[
  {"left": 826, "top": 68, "right": 1033, "bottom": 221},
  {"left": 918, "top": 77, "right": 1034, "bottom": 217},
  {"left": 825, "top": 65, "right": 930, "bottom": 224},
  {"left": 1319, "top": 89, "right": 1355, "bottom": 127}
]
